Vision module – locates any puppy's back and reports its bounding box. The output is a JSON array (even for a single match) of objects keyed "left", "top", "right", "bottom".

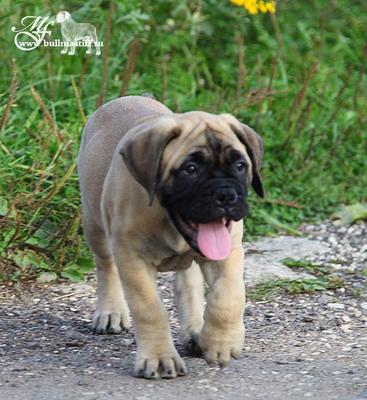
[{"left": 78, "top": 96, "right": 171, "bottom": 226}]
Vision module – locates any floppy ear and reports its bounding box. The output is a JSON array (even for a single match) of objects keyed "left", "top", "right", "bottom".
[
  {"left": 224, "top": 118, "right": 265, "bottom": 198},
  {"left": 119, "top": 118, "right": 181, "bottom": 206}
]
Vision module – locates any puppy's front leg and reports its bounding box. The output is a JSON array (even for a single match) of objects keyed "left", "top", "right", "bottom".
[
  {"left": 199, "top": 245, "right": 245, "bottom": 367},
  {"left": 113, "top": 240, "right": 187, "bottom": 379}
]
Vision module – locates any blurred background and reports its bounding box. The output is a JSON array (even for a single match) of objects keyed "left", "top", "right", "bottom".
[{"left": 0, "top": 0, "right": 366, "bottom": 282}]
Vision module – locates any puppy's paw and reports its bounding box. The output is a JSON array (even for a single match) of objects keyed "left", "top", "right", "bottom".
[
  {"left": 133, "top": 353, "right": 187, "bottom": 379},
  {"left": 92, "top": 308, "right": 131, "bottom": 334},
  {"left": 198, "top": 324, "right": 244, "bottom": 367},
  {"left": 181, "top": 331, "right": 202, "bottom": 356}
]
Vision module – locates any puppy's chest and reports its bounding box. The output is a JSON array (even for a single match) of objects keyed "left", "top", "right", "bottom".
[
  {"left": 154, "top": 253, "right": 196, "bottom": 272},
  {"left": 139, "top": 235, "right": 196, "bottom": 272}
]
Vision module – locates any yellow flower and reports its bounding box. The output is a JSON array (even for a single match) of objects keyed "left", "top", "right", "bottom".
[
  {"left": 230, "top": 0, "right": 276, "bottom": 14},
  {"left": 266, "top": 1, "right": 276, "bottom": 13}
]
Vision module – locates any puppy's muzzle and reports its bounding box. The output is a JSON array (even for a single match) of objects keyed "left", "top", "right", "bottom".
[{"left": 214, "top": 187, "right": 238, "bottom": 209}]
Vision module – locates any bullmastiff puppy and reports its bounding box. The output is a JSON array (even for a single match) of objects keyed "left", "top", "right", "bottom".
[{"left": 78, "top": 95, "right": 264, "bottom": 379}]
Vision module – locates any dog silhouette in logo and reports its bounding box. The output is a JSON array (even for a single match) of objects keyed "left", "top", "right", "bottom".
[{"left": 56, "top": 11, "right": 101, "bottom": 56}]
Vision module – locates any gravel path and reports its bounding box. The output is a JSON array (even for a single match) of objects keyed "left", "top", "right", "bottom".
[{"left": 0, "top": 221, "right": 366, "bottom": 400}]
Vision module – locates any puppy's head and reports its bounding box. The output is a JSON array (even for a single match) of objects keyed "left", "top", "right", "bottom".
[{"left": 120, "top": 112, "right": 264, "bottom": 260}]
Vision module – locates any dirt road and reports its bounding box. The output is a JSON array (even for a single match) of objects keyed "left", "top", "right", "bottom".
[
  {"left": 0, "top": 279, "right": 366, "bottom": 400},
  {"left": 1, "top": 222, "right": 366, "bottom": 400}
]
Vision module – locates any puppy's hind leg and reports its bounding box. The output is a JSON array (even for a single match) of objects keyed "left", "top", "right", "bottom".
[
  {"left": 83, "top": 217, "right": 130, "bottom": 334},
  {"left": 93, "top": 254, "right": 131, "bottom": 334},
  {"left": 175, "top": 261, "right": 205, "bottom": 355}
]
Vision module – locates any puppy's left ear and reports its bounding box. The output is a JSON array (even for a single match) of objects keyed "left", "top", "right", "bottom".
[
  {"left": 236, "top": 123, "right": 265, "bottom": 198},
  {"left": 222, "top": 115, "right": 265, "bottom": 198},
  {"left": 119, "top": 117, "right": 181, "bottom": 206}
]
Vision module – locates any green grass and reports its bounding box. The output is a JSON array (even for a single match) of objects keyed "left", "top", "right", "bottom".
[
  {"left": 0, "top": 0, "right": 366, "bottom": 282},
  {"left": 247, "top": 276, "right": 345, "bottom": 301},
  {"left": 282, "top": 258, "right": 330, "bottom": 276}
]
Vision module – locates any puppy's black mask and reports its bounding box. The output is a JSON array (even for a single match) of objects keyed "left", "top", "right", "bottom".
[{"left": 157, "top": 133, "right": 250, "bottom": 255}]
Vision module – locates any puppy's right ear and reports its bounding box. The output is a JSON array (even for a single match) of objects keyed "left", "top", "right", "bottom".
[{"left": 119, "top": 117, "right": 181, "bottom": 206}]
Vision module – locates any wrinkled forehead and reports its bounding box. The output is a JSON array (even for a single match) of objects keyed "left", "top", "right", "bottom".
[{"left": 161, "top": 112, "right": 250, "bottom": 176}]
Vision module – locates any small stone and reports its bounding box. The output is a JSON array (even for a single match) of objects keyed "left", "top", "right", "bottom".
[
  {"left": 65, "top": 341, "right": 84, "bottom": 348},
  {"left": 319, "top": 294, "right": 333, "bottom": 305},
  {"left": 341, "top": 315, "right": 351, "bottom": 323},
  {"left": 303, "top": 316, "right": 314, "bottom": 323},
  {"left": 360, "top": 302, "right": 367, "bottom": 310},
  {"left": 197, "top": 379, "right": 210, "bottom": 384},
  {"left": 332, "top": 371, "right": 342, "bottom": 375},
  {"left": 327, "top": 303, "right": 345, "bottom": 310},
  {"left": 340, "top": 324, "right": 352, "bottom": 333},
  {"left": 244, "top": 307, "right": 255, "bottom": 316}
]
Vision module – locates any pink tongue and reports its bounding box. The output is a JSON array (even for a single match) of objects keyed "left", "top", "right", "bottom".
[{"left": 197, "top": 221, "right": 232, "bottom": 260}]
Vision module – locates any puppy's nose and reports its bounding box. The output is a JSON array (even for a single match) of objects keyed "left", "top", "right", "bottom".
[{"left": 215, "top": 188, "right": 238, "bottom": 208}]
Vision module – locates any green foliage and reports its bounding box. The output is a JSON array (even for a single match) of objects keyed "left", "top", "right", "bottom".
[
  {"left": 61, "top": 257, "right": 95, "bottom": 282},
  {"left": 0, "top": 0, "right": 366, "bottom": 281},
  {"left": 282, "top": 257, "right": 347, "bottom": 292},
  {"left": 282, "top": 258, "right": 329, "bottom": 275},
  {"left": 281, "top": 257, "right": 346, "bottom": 295},
  {"left": 331, "top": 203, "right": 367, "bottom": 225},
  {"left": 247, "top": 276, "right": 344, "bottom": 301},
  {"left": 248, "top": 255, "right": 349, "bottom": 300}
]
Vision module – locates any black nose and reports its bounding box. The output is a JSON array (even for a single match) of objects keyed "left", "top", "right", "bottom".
[{"left": 215, "top": 187, "right": 238, "bottom": 208}]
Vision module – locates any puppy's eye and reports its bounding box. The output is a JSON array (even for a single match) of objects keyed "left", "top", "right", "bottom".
[
  {"left": 236, "top": 161, "right": 246, "bottom": 172},
  {"left": 183, "top": 163, "right": 198, "bottom": 175}
]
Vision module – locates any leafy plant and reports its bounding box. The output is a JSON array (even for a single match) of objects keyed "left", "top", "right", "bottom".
[
  {"left": 282, "top": 258, "right": 329, "bottom": 276},
  {"left": 331, "top": 203, "right": 367, "bottom": 225},
  {"left": 247, "top": 276, "right": 344, "bottom": 301},
  {"left": 61, "top": 257, "right": 95, "bottom": 282},
  {"left": 0, "top": 0, "right": 366, "bottom": 281}
]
